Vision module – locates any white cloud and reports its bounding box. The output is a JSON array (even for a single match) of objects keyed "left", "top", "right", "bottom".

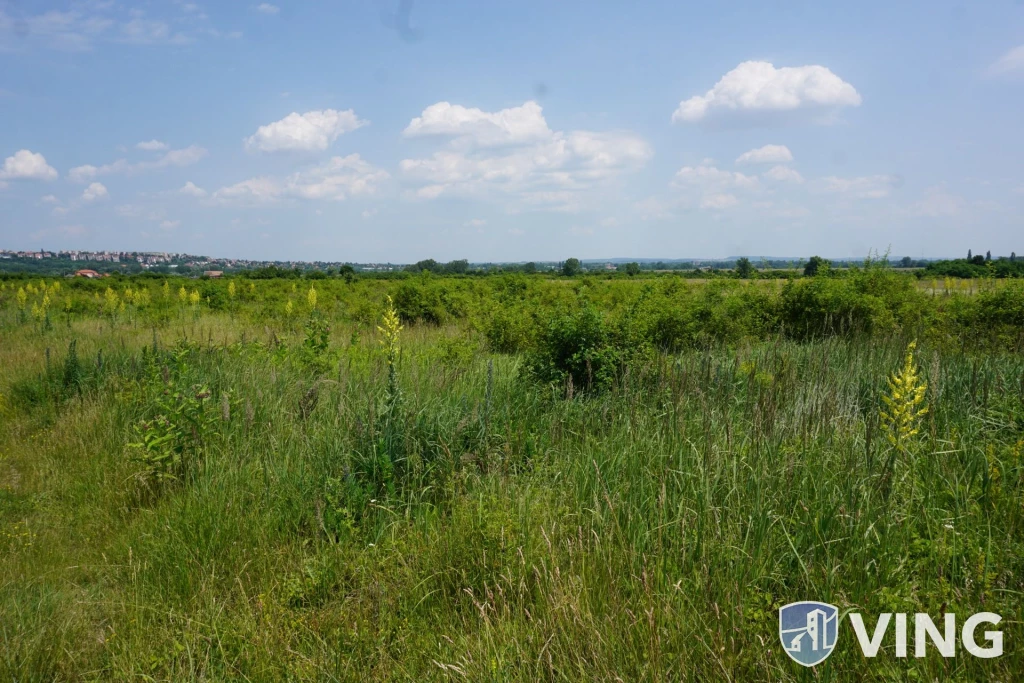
[
  {"left": 136, "top": 139, "right": 169, "bottom": 151},
  {"left": 361, "top": 208, "right": 378, "bottom": 219},
  {"left": 672, "top": 61, "right": 861, "bottom": 124},
  {"left": 179, "top": 181, "right": 207, "bottom": 197},
  {"left": 253, "top": 3, "right": 280, "bottom": 15},
  {"left": 400, "top": 101, "right": 651, "bottom": 210},
  {"left": 160, "top": 220, "right": 181, "bottom": 230},
  {"left": 569, "top": 225, "right": 594, "bottom": 237},
  {"left": 821, "top": 175, "right": 898, "bottom": 199},
  {"left": 763, "top": 165, "right": 804, "bottom": 183},
  {"left": 40, "top": 194, "right": 60, "bottom": 204},
  {"left": 245, "top": 110, "right": 367, "bottom": 153},
  {"left": 1, "top": 150, "right": 58, "bottom": 181},
  {"left": 213, "top": 154, "right": 388, "bottom": 204},
  {"left": 464, "top": 218, "right": 486, "bottom": 227},
  {"left": 403, "top": 101, "right": 551, "bottom": 147},
  {"left": 736, "top": 144, "right": 793, "bottom": 165},
  {"left": 69, "top": 145, "right": 207, "bottom": 182},
  {"left": 700, "top": 193, "right": 739, "bottom": 210},
  {"left": 81, "top": 182, "right": 108, "bottom": 201},
  {"left": 987, "top": 45, "right": 1024, "bottom": 76},
  {"left": 673, "top": 164, "right": 758, "bottom": 190}
]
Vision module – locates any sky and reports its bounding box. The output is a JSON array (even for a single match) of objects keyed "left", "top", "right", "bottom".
[{"left": 1, "top": 0, "right": 1023, "bottom": 263}]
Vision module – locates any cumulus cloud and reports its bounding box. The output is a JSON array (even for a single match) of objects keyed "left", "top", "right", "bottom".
[
  {"left": 1, "top": 149, "right": 58, "bottom": 181},
  {"left": 179, "top": 181, "right": 207, "bottom": 197},
  {"left": 245, "top": 110, "right": 367, "bottom": 153},
  {"left": 361, "top": 208, "right": 378, "bottom": 219},
  {"left": 464, "top": 218, "right": 486, "bottom": 227},
  {"left": 736, "top": 144, "right": 793, "bottom": 165},
  {"left": 136, "top": 139, "right": 169, "bottom": 151},
  {"left": 213, "top": 154, "right": 388, "bottom": 204},
  {"left": 41, "top": 194, "right": 60, "bottom": 204},
  {"left": 160, "top": 220, "right": 181, "bottom": 230},
  {"left": 253, "top": 3, "right": 280, "bottom": 15},
  {"left": 403, "top": 101, "right": 551, "bottom": 147},
  {"left": 400, "top": 101, "right": 651, "bottom": 210},
  {"left": 672, "top": 61, "right": 861, "bottom": 124},
  {"left": 670, "top": 164, "right": 760, "bottom": 211},
  {"left": 987, "top": 45, "right": 1024, "bottom": 76},
  {"left": 82, "top": 182, "right": 108, "bottom": 201},
  {"left": 821, "top": 175, "right": 899, "bottom": 199},
  {"left": 672, "top": 164, "right": 758, "bottom": 190},
  {"left": 763, "top": 165, "right": 804, "bottom": 183},
  {"left": 69, "top": 145, "right": 207, "bottom": 182}
]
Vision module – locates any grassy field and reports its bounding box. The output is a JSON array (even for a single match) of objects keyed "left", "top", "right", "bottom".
[{"left": 1, "top": 271, "right": 1023, "bottom": 680}]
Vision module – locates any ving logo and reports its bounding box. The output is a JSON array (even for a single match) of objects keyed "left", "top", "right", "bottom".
[{"left": 779, "top": 601, "right": 839, "bottom": 667}]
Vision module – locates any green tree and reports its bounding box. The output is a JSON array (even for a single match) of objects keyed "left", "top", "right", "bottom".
[
  {"left": 734, "top": 257, "right": 755, "bottom": 279},
  {"left": 804, "top": 255, "right": 830, "bottom": 277},
  {"left": 624, "top": 262, "right": 640, "bottom": 277},
  {"left": 561, "top": 258, "right": 582, "bottom": 276}
]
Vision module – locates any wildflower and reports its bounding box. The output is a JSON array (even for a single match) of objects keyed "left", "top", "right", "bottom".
[
  {"left": 377, "top": 295, "right": 403, "bottom": 361},
  {"left": 16, "top": 287, "right": 27, "bottom": 310},
  {"left": 189, "top": 290, "right": 201, "bottom": 306},
  {"left": 880, "top": 340, "right": 929, "bottom": 449},
  {"left": 307, "top": 285, "right": 318, "bottom": 310},
  {"left": 178, "top": 286, "right": 188, "bottom": 303},
  {"left": 285, "top": 300, "right": 294, "bottom": 318},
  {"left": 228, "top": 281, "right": 236, "bottom": 300}
]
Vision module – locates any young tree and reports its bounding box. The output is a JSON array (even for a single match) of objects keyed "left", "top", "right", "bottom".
[
  {"left": 624, "top": 262, "right": 641, "bottom": 276},
  {"left": 735, "top": 257, "right": 755, "bottom": 278},
  {"left": 561, "top": 257, "right": 582, "bottom": 276},
  {"left": 804, "top": 255, "right": 830, "bottom": 277}
]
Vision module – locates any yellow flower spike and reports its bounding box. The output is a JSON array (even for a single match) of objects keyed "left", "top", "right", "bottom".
[
  {"left": 880, "top": 340, "right": 929, "bottom": 449},
  {"left": 178, "top": 286, "right": 187, "bottom": 303},
  {"left": 228, "top": 281, "right": 237, "bottom": 300},
  {"left": 377, "top": 295, "right": 403, "bottom": 360},
  {"left": 16, "top": 287, "right": 27, "bottom": 310},
  {"left": 307, "top": 285, "right": 318, "bottom": 311}
]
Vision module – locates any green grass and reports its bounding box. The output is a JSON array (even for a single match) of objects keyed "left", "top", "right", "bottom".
[{"left": 1, "top": 279, "right": 1023, "bottom": 681}]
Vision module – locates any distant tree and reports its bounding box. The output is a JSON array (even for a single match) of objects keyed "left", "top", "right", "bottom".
[
  {"left": 339, "top": 264, "right": 356, "bottom": 283},
  {"left": 1012, "top": 252, "right": 1018, "bottom": 263},
  {"left": 899, "top": 256, "right": 913, "bottom": 268},
  {"left": 734, "top": 257, "right": 755, "bottom": 278},
  {"left": 971, "top": 255, "right": 986, "bottom": 266},
  {"left": 986, "top": 251, "right": 992, "bottom": 262},
  {"left": 522, "top": 262, "right": 537, "bottom": 274},
  {"left": 562, "top": 258, "right": 582, "bottom": 276},
  {"left": 968, "top": 249, "right": 972, "bottom": 260},
  {"left": 624, "top": 262, "right": 641, "bottom": 276},
  {"left": 445, "top": 259, "right": 469, "bottom": 274},
  {"left": 804, "top": 255, "right": 830, "bottom": 277}
]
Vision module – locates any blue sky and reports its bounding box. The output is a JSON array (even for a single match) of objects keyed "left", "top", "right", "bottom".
[{"left": 1, "top": 0, "right": 1022, "bottom": 262}]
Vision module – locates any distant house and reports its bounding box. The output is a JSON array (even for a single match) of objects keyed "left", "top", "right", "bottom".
[
  {"left": 75, "top": 269, "right": 101, "bottom": 279},
  {"left": 204, "top": 270, "right": 224, "bottom": 278}
]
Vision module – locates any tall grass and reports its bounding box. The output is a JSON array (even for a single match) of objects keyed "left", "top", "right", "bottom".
[{"left": 0, "top": 278, "right": 1022, "bottom": 680}]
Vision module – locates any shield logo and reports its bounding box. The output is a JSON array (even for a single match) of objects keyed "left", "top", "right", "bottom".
[{"left": 779, "top": 601, "right": 839, "bottom": 667}]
